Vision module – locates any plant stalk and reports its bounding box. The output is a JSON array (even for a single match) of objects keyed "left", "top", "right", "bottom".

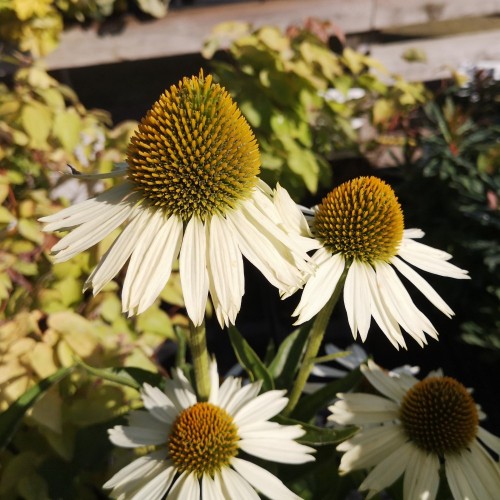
[{"left": 188, "top": 318, "right": 211, "bottom": 401}]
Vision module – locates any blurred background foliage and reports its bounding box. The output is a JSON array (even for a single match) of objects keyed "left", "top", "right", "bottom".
[{"left": 0, "top": 4, "right": 499, "bottom": 498}]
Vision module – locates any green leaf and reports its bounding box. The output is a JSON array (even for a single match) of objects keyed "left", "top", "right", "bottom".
[
  {"left": 78, "top": 361, "right": 163, "bottom": 390},
  {"left": 228, "top": 325, "right": 274, "bottom": 391},
  {"left": 275, "top": 415, "right": 357, "bottom": 446},
  {"left": 0, "top": 366, "right": 72, "bottom": 452},
  {"left": 291, "top": 368, "right": 362, "bottom": 422},
  {"left": 21, "top": 103, "right": 52, "bottom": 150},
  {"left": 52, "top": 108, "right": 81, "bottom": 152},
  {"left": 268, "top": 323, "right": 311, "bottom": 389}
]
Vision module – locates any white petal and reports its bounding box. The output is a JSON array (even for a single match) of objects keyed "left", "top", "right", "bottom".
[
  {"left": 167, "top": 471, "right": 200, "bottom": 500},
  {"left": 135, "top": 213, "right": 183, "bottom": 314},
  {"left": 179, "top": 216, "right": 209, "bottom": 326},
  {"left": 108, "top": 417, "right": 166, "bottom": 448},
  {"left": 140, "top": 383, "right": 178, "bottom": 425},
  {"left": 328, "top": 393, "right": 400, "bottom": 424},
  {"left": 239, "top": 435, "right": 314, "bottom": 464},
  {"left": 344, "top": 261, "right": 372, "bottom": 341},
  {"left": 164, "top": 367, "right": 197, "bottom": 411},
  {"left": 337, "top": 425, "right": 406, "bottom": 472},
  {"left": 478, "top": 426, "right": 500, "bottom": 455},
  {"left": 392, "top": 257, "right": 455, "bottom": 317},
  {"left": 85, "top": 205, "right": 148, "bottom": 294},
  {"left": 273, "top": 183, "right": 314, "bottom": 238},
  {"left": 360, "top": 263, "right": 406, "bottom": 349},
  {"left": 218, "top": 467, "right": 260, "bottom": 500},
  {"left": 121, "top": 208, "right": 168, "bottom": 314},
  {"left": 359, "top": 442, "right": 413, "bottom": 495},
  {"left": 232, "top": 390, "right": 287, "bottom": 427},
  {"left": 207, "top": 215, "right": 244, "bottom": 327},
  {"left": 50, "top": 197, "right": 137, "bottom": 262},
  {"left": 293, "top": 252, "right": 345, "bottom": 324},
  {"left": 129, "top": 465, "right": 176, "bottom": 500},
  {"left": 361, "top": 360, "right": 411, "bottom": 403},
  {"left": 398, "top": 238, "right": 469, "bottom": 279},
  {"left": 231, "top": 457, "right": 301, "bottom": 500},
  {"left": 103, "top": 451, "right": 165, "bottom": 489},
  {"left": 40, "top": 182, "right": 132, "bottom": 227},
  {"left": 201, "top": 474, "right": 225, "bottom": 500},
  {"left": 376, "top": 262, "right": 437, "bottom": 345},
  {"left": 403, "top": 446, "right": 440, "bottom": 500},
  {"left": 208, "top": 359, "right": 221, "bottom": 405},
  {"left": 220, "top": 380, "right": 261, "bottom": 416},
  {"left": 225, "top": 203, "right": 304, "bottom": 292}
]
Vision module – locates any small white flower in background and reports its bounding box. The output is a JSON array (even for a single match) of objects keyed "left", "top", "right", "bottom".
[
  {"left": 319, "top": 87, "right": 366, "bottom": 104},
  {"left": 40, "top": 73, "right": 317, "bottom": 327},
  {"left": 104, "top": 360, "right": 315, "bottom": 500},
  {"left": 329, "top": 360, "right": 500, "bottom": 500},
  {"left": 292, "top": 176, "right": 470, "bottom": 349},
  {"left": 304, "top": 343, "right": 419, "bottom": 394}
]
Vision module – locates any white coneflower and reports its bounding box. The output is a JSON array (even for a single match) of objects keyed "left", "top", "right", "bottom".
[
  {"left": 292, "top": 176, "right": 469, "bottom": 349},
  {"left": 329, "top": 360, "right": 500, "bottom": 500},
  {"left": 104, "top": 360, "right": 315, "bottom": 499},
  {"left": 40, "top": 72, "right": 316, "bottom": 327}
]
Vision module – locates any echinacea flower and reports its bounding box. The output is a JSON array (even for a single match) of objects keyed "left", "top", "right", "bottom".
[
  {"left": 329, "top": 360, "right": 500, "bottom": 500},
  {"left": 40, "top": 72, "right": 316, "bottom": 327},
  {"left": 292, "top": 176, "right": 469, "bottom": 349},
  {"left": 104, "top": 360, "right": 315, "bottom": 499}
]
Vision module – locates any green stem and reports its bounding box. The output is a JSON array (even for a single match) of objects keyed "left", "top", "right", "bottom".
[
  {"left": 188, "top": 318, "right": 211, "bottom": 401},
  {"left": 283, "top": 268, "right": 347, "bottom": 416}
]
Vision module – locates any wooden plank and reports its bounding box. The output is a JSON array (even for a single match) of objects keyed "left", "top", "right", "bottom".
[
  {"left": 369, "top": 30, "right": 500, "bottom": 82},
  {"left": 45, "top": 0, "right": 373, "bottom": 70},
  {"left": 373, "top": 0, "right": 500, "bottom": 29},
  {"left": 43, "top": 0, "right": 500, "bottom": 71}
]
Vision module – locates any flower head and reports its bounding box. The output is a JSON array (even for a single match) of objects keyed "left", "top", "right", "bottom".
[
  {"left": 40, "top": 72, "right": 316, "bottom": 326},
  {"left": 104, "top": 361, "right": 315, "bottom": 499},
  {"left": 329, "top": 360, "right": 500, "bottom": 500},
  {"left": 292, "top": 176, "right": 469, "bottom": 349}
]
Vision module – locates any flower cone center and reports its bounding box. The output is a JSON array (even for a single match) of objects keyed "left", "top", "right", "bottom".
[
  {"left": 399, "top": 377, "right": 478, "bottom": 456},
  {"left": 127, "top": 72, "right": 260, "bottom": 221},
  {"left": 314, "top": 176, "right": 404, "bottom": 263},
  {"left": 168, "top": 402, "right": 239, "bottom": 477}
]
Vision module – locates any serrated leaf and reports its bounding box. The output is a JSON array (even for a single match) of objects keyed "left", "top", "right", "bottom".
[
  {"left": 0, "top": 366, "right": 72, "bottom": 452},
  {"left": 228, "top": 326, "right": 274, "bottom": 391}
]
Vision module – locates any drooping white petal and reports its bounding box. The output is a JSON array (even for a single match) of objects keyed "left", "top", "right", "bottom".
[
  {"left": 121, "top": 207, "right": 167, "bottom": 314},
  {"left": 50, "top": 196, "right": 138, "bottom": 262},
  {"left": 376, "top": 262, "right": 437, "bottom": 345},
  {"left": 403, "top": 228, "right": 424, "bottom": 239},
  {"left": 39, "top": 182, "right": 132, "bottom": 228},
  {"left": 293, "top": 252, "right": 345, "bottom": 324},
  {"left": 359, "top": 262, "right": 406, "bottom": 349},
  {"left": 273, "top": 183, "right": 314, "bottom": 238},
  {"left": 179, "top": 216, "right": 209, "bottom": 326},
  {"left": 392, "top": 257, "right": 455, "bottom": 317},
  {"left": 128, "top": 465, "right": 176, "bottom": 500},
  {"left": 398, "top": 238, "right": 469, "bottom": 279},
  {"left": 358, "top": 442, "right": 413, "bottom": 495},
  {"left": 225, "top": 203, "right": 305, "bottom": 292},
  {"left": 337, "top": 425, "right": 406, "bottom": 472},
  {"left": 361, "top": 360, "right": 412, "bottom": 402},
  {"left": 402, "top": 445, "right": 440, "bottom": 500},
  {"left": 201, "top": 473, "right": 225, "bottom": 500},
  {"left": 478, "top": 426, "right": 500, "bottom": 455},
  {"left": 103, "top": 451, "right": 166, "bottom": 489},
  {"left": 207, "top": 215, "right": 244, "bottom": 327},
  {"left": 218, "top": 467, "right": 260, "bottom": 500},
  {"left": 232, "top": 390, "right": 287, "bottom": 427},
  {"left": 344, "top": 261, "right": 372, "bottom": 341},
  {"left": 139, "top": 214, "right": 183, "bottom": 314},
  {"left": 167, "top": 471, "right": 200, "bottom": 500},
  {"left": 445, "top": 450, "right": 482, "bottom": 500},
  {"left": 84, "top": 205, "right": 149, "bottom": 294},
  {"left": 231, "top": 457, "right": 302, "bottom": 500}
]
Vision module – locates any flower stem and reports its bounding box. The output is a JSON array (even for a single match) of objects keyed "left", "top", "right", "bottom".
[
  {"left": 188, "top": 318, "right": 211, "bottom": 401},
  {"left": 283, "top": 269, "right": 347, "bottom": 416}
]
